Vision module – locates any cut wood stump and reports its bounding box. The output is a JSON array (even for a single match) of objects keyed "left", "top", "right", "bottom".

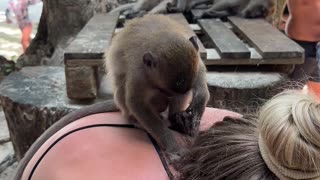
[
  {"left": 207, "top": 72, "right": 289, "bottom": 113},
  {"left": 0, "top": 67, "right": 84, "bottom": 160}
]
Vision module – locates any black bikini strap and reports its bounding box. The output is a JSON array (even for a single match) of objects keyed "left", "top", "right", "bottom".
[
  {"left": 28, "top": 124, "right": 135, "bottom": 180},
  {"left": 28, "top": 124, "right": 174, "bottom": 180},
  {"left": 147, "top": 134, "right": 174, "bottom": 180}
]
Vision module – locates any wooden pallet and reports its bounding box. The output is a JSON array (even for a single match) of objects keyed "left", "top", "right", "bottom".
[
  {"left": 64, "top": 12, "right": 304, "bottom": 100},
  {"left": 64, "top": 13, "right": 120, "bottom": 100}
]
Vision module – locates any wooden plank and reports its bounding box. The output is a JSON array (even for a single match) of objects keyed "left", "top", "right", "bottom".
[
  {"left": 167, "top": 14, "right": 207, "bottom": 59},
  {"left": 66, "top": 59, "right": 103, "bottom": 67},
  {"left": 228, "top": 16, "right": 304, "bottom": 60},
  {"left": 204, "top": 48, "right": 303, "bottom": 65},
  {"left": 189, "top": 24, "right": 202, "bottom": 34},
  {"left": 64, "top": 13, "right": 120, "bottom": 60},
  {"left": 66, "top": 66, "right": 97, "bottom": 99},
  {"left": 198, "top": 19, "right": 250, "bottom": 59}
]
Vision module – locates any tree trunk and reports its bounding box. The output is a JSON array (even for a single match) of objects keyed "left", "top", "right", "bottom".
[{"left": 16, "top": 0, "right": 129, "bottom": 68}]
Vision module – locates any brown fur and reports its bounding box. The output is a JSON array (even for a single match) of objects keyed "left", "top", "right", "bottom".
[{"left": 105, "top": 15, "right": 209, "bottom": 157}]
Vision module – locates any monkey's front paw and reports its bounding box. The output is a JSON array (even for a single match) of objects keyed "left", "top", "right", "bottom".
[{"left": 169, "top": 110, "right": 200, "bottom": 136}]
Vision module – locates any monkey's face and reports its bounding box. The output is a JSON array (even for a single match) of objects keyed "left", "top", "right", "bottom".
[
  {"left": 165, "top": 35, "right": 200, "bottom": 95},
  {"left": 174, "top": 72, "right": 195, "bottom": 94},
  {"left": 142, "top": 52, "right": 198, "bottom": 96},
  {"left": 164, "top": 55, "right": 199, "bottom": 95},
  {"left": 142, "top": 35, "right": 200, "bottom": 96}
]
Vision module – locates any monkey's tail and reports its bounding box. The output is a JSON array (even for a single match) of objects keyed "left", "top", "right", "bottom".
[
  {"left": 109, "top": 3, "right": 136, "bottom": 14},
  {"left": 13, "top": 100, "right": 119, "bottom": 180}
]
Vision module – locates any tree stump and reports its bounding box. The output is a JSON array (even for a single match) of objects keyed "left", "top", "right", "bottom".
[
  {"left": 0, "top": 67, "right": 83, "bottom": 160},
  {"left": 207, "top": 72, "right": 288, "bottom": 114}
]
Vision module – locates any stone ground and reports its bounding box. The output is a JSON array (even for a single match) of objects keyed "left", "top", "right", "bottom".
[{"left": 0, "top": 109, "right": 17, "bottom": 180}]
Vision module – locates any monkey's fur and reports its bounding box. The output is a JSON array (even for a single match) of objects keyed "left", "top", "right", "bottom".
[
  {"left": 105, "top": 15, "right": 209, "bottom": 157},
  {"left": 190, "top": 0, "right": 275, "bottom": 19}
]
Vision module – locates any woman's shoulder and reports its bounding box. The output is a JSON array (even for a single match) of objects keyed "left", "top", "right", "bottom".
[{"left": 21, "top": 108, "right": 241, "bottom": 180}]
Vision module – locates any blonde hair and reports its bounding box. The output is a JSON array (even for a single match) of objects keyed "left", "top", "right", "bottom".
[
  {"left": 177, "top": 90, "right": 320, "bottom": 180},
  {"left": 258, "top": 90, "right": 320, "bottom": 179}
]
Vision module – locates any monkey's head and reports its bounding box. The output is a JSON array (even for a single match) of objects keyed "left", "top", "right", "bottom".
[{"left": 142, "top": 34, "right": 200, "bottom": 96}]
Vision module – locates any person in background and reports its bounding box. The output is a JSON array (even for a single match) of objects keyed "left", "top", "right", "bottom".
[
  {"left": 286, "top": 0, "right": 320, "bottom": 82},
  {"left": 5, "top": 0, "right": 41, "bottom": 53}
]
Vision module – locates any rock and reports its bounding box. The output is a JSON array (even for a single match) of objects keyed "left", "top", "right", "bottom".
[
  {"left": 0, "top": 142, "right": 14, "bottom": 169},
  {"left": 0, "top": 162, "right": 17, "bottom": 180},
  {"left": 0, "top": 56, "right": 15, "bottom": 82},
  {"left": 0, "top": 109, "right": 10, "bottom": 145},
  {"left": 0, "top": 66, "right": 82, "bottom": 160}
]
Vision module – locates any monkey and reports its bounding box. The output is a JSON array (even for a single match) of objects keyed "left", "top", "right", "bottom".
[
  {"left": 109, "top": 0, "right": 173, "bottom": 18},
  {"left": 105, "top": 15, "right": 210, "bottom": 159},
  {"left": 190, "top": 0, "right": 275, "bottom": 19}
]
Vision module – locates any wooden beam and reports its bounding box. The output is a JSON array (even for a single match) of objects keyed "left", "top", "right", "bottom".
[{"left": 199, "top": 19, "right": 250, "bottom": 59}]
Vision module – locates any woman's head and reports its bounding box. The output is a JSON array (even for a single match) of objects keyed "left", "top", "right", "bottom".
[
  {"left": 258, "top": 90, "right": 320, "bottom": 179},
  {"left": 177, "top": 116, "right": 276, "bottom": 180},
  {"left": 177, "top": 90, "right": 320, "bottom": 180}
]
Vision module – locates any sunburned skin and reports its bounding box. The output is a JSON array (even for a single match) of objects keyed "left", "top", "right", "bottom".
[{"left": 286, "top": 0, "right": 320, "bottom": 42}]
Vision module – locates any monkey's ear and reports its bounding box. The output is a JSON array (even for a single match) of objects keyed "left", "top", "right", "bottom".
[
  {"left": 189, "top": 36, "right": 199, "bottom": 52},
  {"left": 143, "top": 52, "right": 158, "bottom": 68}
]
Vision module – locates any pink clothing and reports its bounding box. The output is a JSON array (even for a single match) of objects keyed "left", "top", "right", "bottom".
[{"left": 21, "top": 108, "right": 241, "bottom": 180}]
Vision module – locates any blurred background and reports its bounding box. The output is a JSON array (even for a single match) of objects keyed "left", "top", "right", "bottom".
[{"left": 0, "top": 1, "right": 42, "bottom": 61}]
